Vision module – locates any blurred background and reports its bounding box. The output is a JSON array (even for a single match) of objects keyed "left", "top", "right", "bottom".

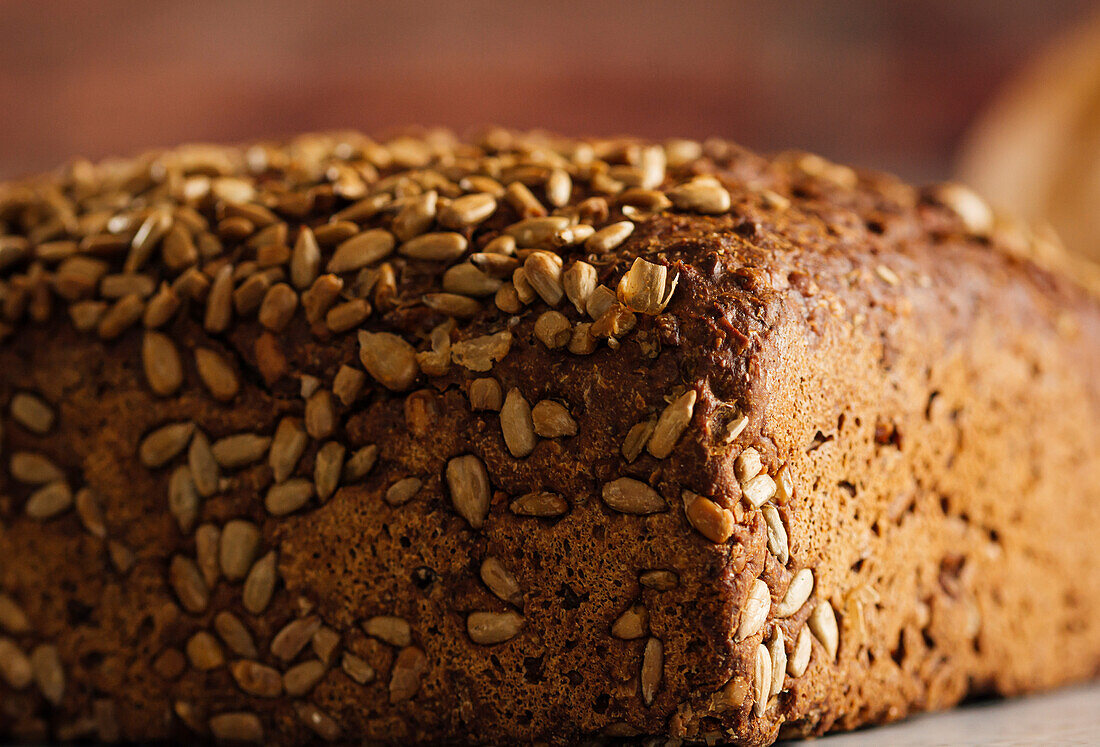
[{"left": 2, "top": 1, "right": 1099, "bottom": 256}]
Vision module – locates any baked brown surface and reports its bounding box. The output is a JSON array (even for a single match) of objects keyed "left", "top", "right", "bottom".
[{"left": 1, "top": 130, "right": 1099, "bottom": 745}]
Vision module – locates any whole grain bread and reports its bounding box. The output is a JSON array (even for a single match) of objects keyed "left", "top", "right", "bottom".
[{"left": 1, "top": 130, "right": 1099, "bottom": 745}]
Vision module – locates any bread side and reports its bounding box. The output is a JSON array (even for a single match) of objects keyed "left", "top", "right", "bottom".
[{"left": 0, "top": 131, "right": 1098, "bottom": 745}]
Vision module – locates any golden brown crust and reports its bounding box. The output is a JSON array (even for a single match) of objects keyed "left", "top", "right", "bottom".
[{"left": 0, "top": 130, "right": 1099, "bottom": 744}]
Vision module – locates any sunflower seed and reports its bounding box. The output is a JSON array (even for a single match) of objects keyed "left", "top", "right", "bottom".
[
  {"left": 611, "top": 604, "right": 648, "bottom": 640},
  {"left": 451, "top": 330, "right": 512, "bottom": 372},
  {"left": 358, "top": 331, "right": 419, "bottom": 391},
  {"left": 621, "top": 420, "right": 656, "bottom": 463},
  {"left": 619, "top": 187, "right": 672, "bottom": 211},
  {"left": 101, "top": 273, "right": 157, "bottom": 299},
  {"left": 735, "top": 448, "right": 762, "bottom": 481},
  {"left": 219, "top": 519, "right": 262, "bottom": 581},
  {"left": 289, "top": 226, "right": 321, "bottom": 289},
  {"left": 742, "top": 473, "right": 777, "bottom": 509},
  {"left": 442, "top": 263, "right": 502, "bottom": 297},
  {"left": 775, "top": 569, "right": 814, "bottom": 618},
  {"left": 774, "top": 464, "right": 794, "bottom": 505},
  {"left": 753, "top": 642, "right": 771, "bottom": 717},
  {"left": 295, "top": 702, "right": 341, "bottom": 742},
  {"left": 446, "top": 454, "right": 491, "bottom": 529},
  {"left": 389, "top": 646, "right": 427, "bottom": 703},
  {"left": 265, "top": 478, "right": 313, "bottom": 516},
  {"left": 209, "top": 712, "right": 263, "bottom": 743},
  {"left": 314, "top": 442, "right": 345, "bottom": 502},
  {"left": 483, "top": 235, "right": 516, "bottom": 257},
  {"left": 545, "top": 168, "right": 572, "bottom": 207},
  {"left": 10, "top": 392, "right": 55, "bottom": 434},
  {"left": 186, "top": 631, "right": 225, "bottom": 671},
  {"left": 0, "top": 637, "right": 32, "bottom": 688},
  {"left": 342, "top": 444, "right": 379, "bottom": 482},
  {"left": 501, "top": 388, "right": 536, "bottom": 458},
  {"left": 586, "top": 220, "right": 634, "bottom": 254},
  {"left": 506, "top": 216, "right": 568, "bottom": 248},
  {"left": 532, "top": 310, "right": 570, "bottom": 349},
  {"left": 302, "top": 389, "right": 336, "bottom": 440},
  {"left": 127, "top": 210, "right": 172, "bottom": 272},
  {"left": 332, "top": 365, "right": 367, "bottom": 406},
  {"left": 142, "top": 331, "right": 183, "bottom": 396},
  {"left": 646, "top": 390, "right": 696, "bottom": 458},
  {"left": 231, "top": 660, "right": 282, "bottom": 698},
  {"left": 641, "top": 637, "right": 663, "bottom": 706},
  {"left": 25, "top": 481, "right": 73, "bottom": 519},
  {"left": 271, "top": 616, "right": 321, "bottom": 661},
  {"left": 68, "top": 300, "right": 107, "bottom": 330},
  {"left": 328, "top": 229, "right": 395, "bottom": 273},
  {"left": 30, "top": 644, "right": 65, "bottom": 704},
  {"left": 169, "top": 555, "right": 209, "bottom": 613},
  {"left": 283, "top": 660, "right": 326, "bottom": 697},
  {"left": 788, "top": 625, "right": 812, "bottom": 677},
  {"left": 808, "top": 601, "right": 839, "bottom": 661},
  {"left": 399, "top": 232, "right": 468, "bottom": 262},
  {"left": 511, "top": 267, "right": 536, "bottom": 304},
  {"left": 257, "top": 283, "right": 298, "bottom": 332},
  {"left": 768, "top": 627, "right": 786, "bottom": 697},
  {"left": 10, "top": 451, "right": 64, "bottom": 484},
  {"left": 233, "top": 272, "right": 274, "bottom": 316},
  {"left": 362, "top": 615, "right": 411, "bottom": 647},
  {"left": 107, "top": 541, "right": 135, "bottom": 574},
  {"left": 510, "top": 491, "right": 568, "bottom": 516},
  {"left": 242, "top": 551, "right": 278, "bottom": 615},
  {"left": 384, "top": 477, "right": 422, "bottom": 507},
  {"left": 762, "top": 504, "right": 789, "bottom": 565},
  {"left": 639, "top": 569, "right": 679, "bottom": 590},
  {"left": 931, "top": 182, "right": 993, "bottom": 235},
  {"left": 302, "top": 274, "right": 344, "bottom": 323},
  {"left": 203, "top": 264, "right": 234, "bottom": 333},
  {"left": 683, "top": 491, "right": 735, "bottom": 543},
  {"left": 139, "top": 421, "right": 195, "bottom": 468},
  {"left": 270, "top": 417, "right": 308, "bottom": 483},
  {"left": 494, "top": 282, "right": 522, "bottom": 313},
  {"left": 523, "top": 251, "right": 564, "bottom": 305},
  {"left": 601, "top": 478, "right": 666, "bottom": 514},
  {"left": 620, "top": 257, "right": 677, "bottom": 316},
  {"left": 312, "top": 626, "right": 340, "bottom": 665},
  {"left": 440, "top": 192, "right": 497, "bottom": 228},
  {"left": 469, "top": 252, "right": 520, "bottom": 280},
  {"left": 529, "top": 400, "right": 576, "bottom": 438},
  {"left": 341, "top": 652, "right": 375, "bottom": 684},
  {"left": 195, "top": 523, "right": 221, "bottom": 587},
  {"left": 168, "top": 465, "right": 200, "bottom": 532},
  {"left": 392, "top": 190, "right": 437, "bottom": 240},
  {"left": 479, "top": 557, "right": 523, "bottom": 607},
  {"left": 323, "top": 298, "right": 370, "bottom": 333},
  {"left": 187, "top": 432, "right": 221, "bottom": 498},
  {"left": 736, "top": 579, "right": 771, "bottom": 641},
  {"left": 469, "top": 377, "right": 503, "bottom": 411},
  {"left": 0, "top": 595, "right": 30, "bottom": 634},
  {"left": 563, "top": 261, "right": 597, "bottom": 315},
  {"left": 668, "top": 177, "right": 731, "bottom": 214},
  {"left": 467, "top": 611, "right": 524, "bottom": 645},
  {"left": 215, "top": 611, "right": 258, "bottom": 658},
  {"left": 211, "top": 434, "right": 270, "bottom": 469},
  {"left": 422, "top": 292, "right": 482, "bottom": 318},
  {"left": 584, "top": 285, "right": 617, "bottom": 322}
]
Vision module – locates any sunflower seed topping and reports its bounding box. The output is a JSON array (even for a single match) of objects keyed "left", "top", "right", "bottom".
[
  {"left": 736, "top": 579, "right": 771, "bottom": 641},
  {"left": 265, "top": 478, "right": 314, "bottom": 516},
  {"left": 735, "top": 448, "right": 762, "bottom": 481},
  {"left": 586, "top": 220, "right": 635, "bottom": 254},
  {"left": 139, "top": 422, "right": 195, "bottom": 468},
  {"left": 440, "top": 192, "right": 497, "bottom": 228},
  {"left": 231, "top": 660, "right": 283, "bottom": 698},
  {"left": 242, "top": 551, "right": 278, "bottom": 615},
  {"left": 211, "top": 434, "right": 270, "bottom": 468},
  {"left": 363, "top": 615, "right": 412, "bottom": 647},
  {"left": 531, "top": 400, "right": 577, "bottom": 438},
  {"left": 186, "top": 631, "right": 225, "bottom": 671},
  {"left": 467, "top": 611, "right": 524, "bottom": 645},
  {"left": 169, "top": 555, "right": 209, "bottom": 613},
  {"left": 469, "top": 378, "right": 503, "bottom": 411},
  {"left": 388, "top": 646, "right": 427, "bottom": 702},
  {"left": 357, "top": 331, "right": 419, "bottom": 391},
  {"left": 0, "top": 638, "right": 33, "bottom": 689},
  {"left": 385, "top": 477, "right": 422, "bottom": 507},
  {"left": 775, "top": 568, "right": 815, "bottom": 618},
  {"left": 809, "top": 601, "right": 839, "bottom": 660},
  {"left": 683, "top": 491, "right": 735, "bottom": 543},
  {"left": 10, "top": 451, "right": 64, "bottom": 484},
  {"left": 563, "top": 261, "right": 597, "bottom": 315},
  {"left": 209, "top": 712, "right": 263, "bottom": 743},
  {"left": 269, "top": 417, "right": 308, "bottom": 483},
  {"left": 342, "top": 444, "right": 379, "bottom": 482},
  {"left": 314, "top": 442, "right": 345, "bottom": 502},
  {"left": 668, "top": 177, "right": 731, "bottom": 214},
  {"left": 195, "top": 524, "right": 221, "bottom": 587},
  {"left": 523, "top": 251, "right": 564, "bottom": 306},
  {"left": 284, "top": 660, "right": 326, "bottom": 697},
  {"left": 142, "top": 331, "right": 183, "bottom": 396},
  {"left": 30, "top": 644, "right": 65, "bottom": 704},
  {"left": 647, "top": 390, "right": 696, "bottom": 458},
  {"left": 290, "top": 226, "right": 321, "bottom": 289},
  {"left": 451, "top": 330, "right": 512, "bottom": 372},
  {"left": 215, "top": 611, "right": 259, "bottom": 658},
  {"left": 0, "top": 595, "right": 30, "bottom": 635},
  {"left": 510, "top": 491, "right": 568, "bottom": 516},
  {"left": 399, "top": 232, "right": 468, "bottom": 261},
  {"left": 480, "top": 557, "right": 523, "bottom": 607},
  {"left": 742, "top": 473, "right": 777, "bottom": 508},
  {"left": 500, "top": 388, "right": 537, "bottom": 458},
  {"left": 341, "top": 652, "right": 375, "bottom": 684},
  {"left": 219, "top": 519, "right": 262, "bottom": 581},
  {"left": 602, "top": 478, "right": 666, "bottom": 514},
  {"left": 753, "top": 642, "right": 771, "bottom": 717},
  {"left": 188, "top": 431, "right": 221, "bottom": 498},
  {"left": 271, "top": 616, "right": 321, "bottom": 661},
  {"left": 168, "top": 465, "right": 200, "bottom": 532},
  {"left": 446, "top": 454, "right": 491, "bottom": 529},
  {"left": 328, "top": 229, "right": 395, "bottom": 273},
  {"left": 611, "top": 604, "right": 648, "bottom": 640},
  {"left": 641, "top": 637, "right": 663, "bottom": 706},
  {"left": 788, "top": 625, "right": 812, "bottom": 677},
  {"left": 762, "top": 504, "right": 789, "bottom": 565},
  {"left": 10, "top": 393, "right": 55, "bottom": 434}
]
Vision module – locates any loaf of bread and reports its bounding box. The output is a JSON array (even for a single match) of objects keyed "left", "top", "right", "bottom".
[{"left": 1, "top": 130, "right": 1099, "bottom": 745}]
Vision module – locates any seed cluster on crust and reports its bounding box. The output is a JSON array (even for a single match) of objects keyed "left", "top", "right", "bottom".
[{"left": 0, "top": 129, "right": 886, "bottom": 743}]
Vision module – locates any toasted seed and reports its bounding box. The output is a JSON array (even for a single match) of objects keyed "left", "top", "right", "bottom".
[
  {"left": 392, "top": 190, "right": 437, "bottom": 240},
  {"left": 127, "top": 210, "right": 172, "bottom": 271},
  {"left": 139, "top": 421, "right": 195, "bottom": 468},
  {"left": 504, "top": 182, "right": 548, "bottom": 219},
  {"left": 619, "top": 257, "right": 677, "bottom": 315},
  {"left": 736, "top": 579, "right": 771, "bottom": 641},
  {"left": 384, "top": 477, "right": 422, "bottom": 507},
  {"left": 768, "top": 627, "right": 786, "bottom": 697},
  {"left": 619, "top": 187, "right": 672, "bottom": 211},
  {"left": 762, "top": 504, "right": 789, "bottom": 565},
  {"left": 283, "top": 660, "right": 326, "bottom": 697},
  {"left": 469, "top": 252, "right": 520, "bottom": 278},
  {"left": 242, "top": 551, "right": 278, "bottom": 615},
  {"left": 422, "top": 292, "right": 482, "bottom": 318},
  {"left": 211, "top": 434, "right": 270, "bottom": 468},
  {"left": 269, "top": 417, "right": 308, "bottom": 483},
  {"left": 295, "top": 702, "right": 341, "bottom": 742},
  {"left": 494, "top": 282, "right": 522, "bottom": 313},
  {"left": 10, "top": 451, "right": 64, "bottom": 484},
  {"left": 469, "top": 378, "right": 503, "bottom": 411},
  {"left": 483, "top": 234, "right": 517, "bottom": 255},
  {"left": 188, "top": 431, "right": 221, "bottom": 498},
  {"left": 467, "top": 611, "right": 524, "bottom": 645},
  {"left": 586, "top": 284, "right": 618, "bottom": 320},
  {"left": 69, "top": 300, "right": 107, "bottom": 330},
  {"left": 101, "top": 272, "right": 157, "bottom": 299},
  {"left": 341, "top": 652, "right": 375, "bottom": 684},
  {"left": 363, "top": 616, "right": 412, "bottom": 647},
  {"left": 808, "top": 601, "right": 839, "bottom": 660},
  {"left": 451, "top": 330, "right": 512, "bottom": 372},
  {"left": 753, "top": 643, "right": 771, "bottom": 717},
  {"left": 342, "top": 444, "right": 379, "bottom": 482},
  {"left": 304, "top": 389, "right": 336, "bottom": 440},
  {"left": 647, "top": 390, "right": 696, "bottom": 458},
  {"left": 186, "top": 631, "right": 225, "bottom": 671},
  {"left": 611, "top": 604, "right": 649, "bottom": 640},
  {"left": 328, "top": 229, "right": 396, "bottom": 274},
  {"left": 332, "top": 365, "right": 367, "bottom": 406},
  {"left": 389, "top": 646, "right": 427, "bottom": 703},
  {"left": 641, "top": 637, "right": 663, "bottom": 706},
  {"left": 0, "top": 637, "right": 32, "bottom": 689},
  {"left": 170, "top": 555, "right": 209, "bottom": 613},
  {"left": 443, "top": 263, "right": 502, "bottom": 297},
  {"left": 107, "top": 541, "right": 135, "bottom": 574},
  {"left": 219, "top": 519, "right": 262, "bottom": 581},
  {"left": 479, "top": 558, "right": 523, "bottom": 607},
  {"left": 168, "top": 465, "right": 200, "bottom": 532},
  {"left": 523, "top": 251, "right": 564, "bottom": 306},
  {"left": 742, "top": 473, "right": 777, "bottom": 508},
  {"left": 257, "top": 283, "right": 298, "bottom": 331},
  {"left": 563, "top": 261, "right": 597, "bottom": 315},
  {"left": 775, "top": 569, "right": 814, "bottom": 618},
  {"left": 312, "top": 626, "right": 340, "bottom": 665},
  {"left": 209, "top": 712, "right": 263, "bottom": 743},
  {"left": 10, "top": 392, "right": 55, "bottom": 434},
  {"left": 323, "top": 298, "right": 370, "bottom": 333},
  {"left": 505, "top": 216, "right": 568, "bottom": 247},
  {"left": 774, "top": 464, "right": 794, "bottom": 505},
  {"left": 512, "top": 267, "right": 536, "bottom": 304},
  {"left": 204, "top": 264, "right": 234, "bottom": 333},
  {"left": 271, "top": 616, "right": 321, "bottom": 661},
  {"left": 684, "top": 491, "right": 735, "bottom": 543},
  {"left": 399, "top": 232, "right": 467, "bottom": 262},
  {"left": 25, "top": 481, "right": 72, "bottom": 519},
  {"left": 302, "top": 274, "right": 344, "bottom": 323},
  {"left": 446, "top": 454, "right": 491, "bottom": 529},
  {"left": 314, "top": 442, "right": 345, "bottom": 502},
  {"left": 932, "top": 182, "right": 994, "bottom": 235},
  {"left": 0, "top": 595, "right": 30, "bottom": 634},
  {"left": 735, "top": 447, "right": 762, "bottom": 482},
  {"left": 195, "top": 524, "right": 221, "bottom": 587},
  {"left": 622, "top": 420, "right": 657, "bottom": 462},
  {"left": 668, "top": 177, "right": 731, "bottom": 214},
  {"left": 500, "top": 388, "right": 537, "bottom": 458},
  {"left": 639, "top": 569, "right": 679, "bottom": 590},
  {"left": 265, "top": 478, "right": 313, "bottom": 516},
  {"left": 142, "top": 331, "right": 183, "bottom": 396},
  {"left": 586, "top": 220, "right": 634, "bottom": 254},
  {"left": 531, "top": 400, "right": 577, "bottom": 438},
  {"left": 30, "top": 644, "right": 65, "bottom": 704},
  {"left": 440, "top": 192, "right": 497, "bottom": 228},
  {"left": 358, "top": 331, "right": 419, "bottom": 391},
  {"left": 510, "top": 491, "right": 568, "bottom": 516},
  {"left": 545, "top": 168, "right": 572, "bottom": 207},
  {"left": 533, "top": 310, "right": 571, "bottom": 349},
  {"left": 215, "top": 611, "right": 258, "bottom": 658},
  {"left": 788, "top": 625, "right": 812, "bottom": 677},
  {"left": 231, "top": 660, "right": 283, "bottom": 698},
  {"left": 601, "top": 478, "right": 666, "bottom": 514},
  {"left": 290, "top": 226, "right": 321, "bottom": 289}
]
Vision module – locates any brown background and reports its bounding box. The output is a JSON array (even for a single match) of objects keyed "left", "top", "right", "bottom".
[{"left": 0, "top": 0, "right": 1096, "bottom": 182}]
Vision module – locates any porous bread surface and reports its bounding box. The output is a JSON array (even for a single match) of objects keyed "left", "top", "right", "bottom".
[{"left": 0, "top": 130, "right": 1099, "bottom": 745}]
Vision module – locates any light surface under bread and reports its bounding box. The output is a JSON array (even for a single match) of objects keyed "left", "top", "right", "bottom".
[{"left": 0, "top": 130, "right": 1099, "bottom": 744}]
